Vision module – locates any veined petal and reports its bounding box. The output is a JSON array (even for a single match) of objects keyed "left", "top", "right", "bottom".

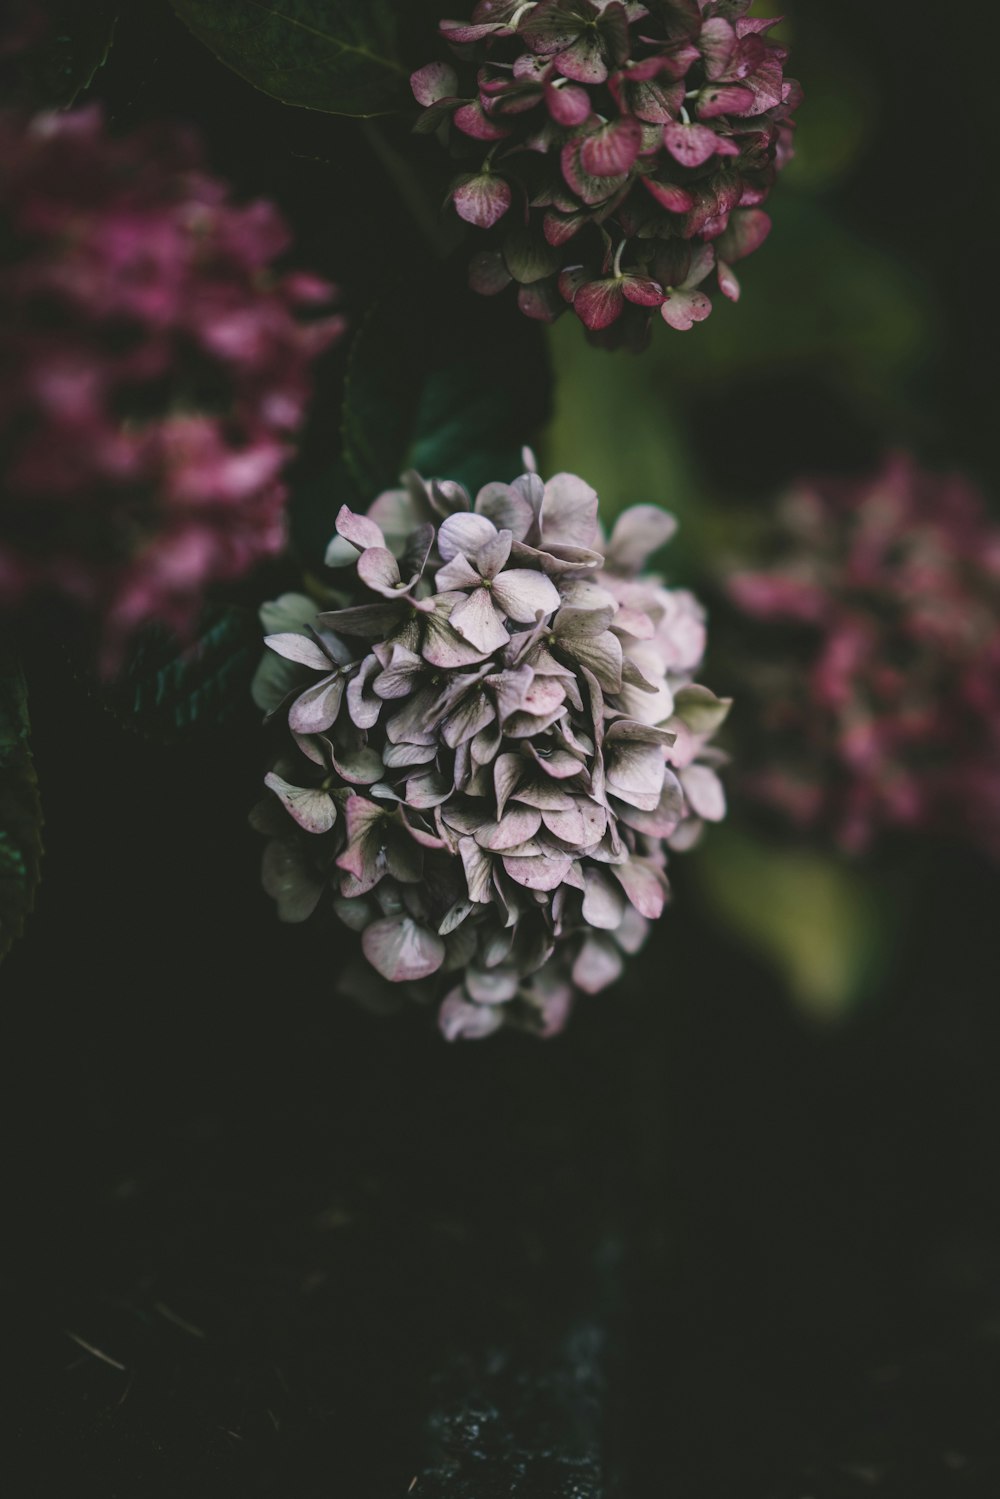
[
  {"left": 541, "top": 472, "right": 600, "bottom": 547},
  {"left": 288, "top": 674, "right": 344, "bottom": 735},
  {"left": 612, "top": 856, "right": 668, "bottom": 919},
  {"left": 264, "top": 632, "right": 332, "bottom": 670},
  {"left": 438, "top": 510, "right": 499, "bottom": 561},
  {"left": 490, "top": 568, "right": 561, "bottom": 622},
  {"left": 362, "top": 915, "right": 445, "bottom": 982},
  {"left": 435, "top": 552, "right": 483, "bottom": 592},
  {"left": 582, "top": 867, "right": 626, "bottom": 929},
  {"left": 335, "top": 505, "right": 386, "bottom": 552},
  {"left": 460, "top": 836, "right": 495, "bottom": 903},
  {"left": 661, "top": 287, "right": 712, "bottom": 330},
  {"left": 264, "top": 773, "right": 337, "bottom": 835},
  {"left": 680, "top": 763, "right": 727, "bottom": 821},
  {"left": 476, "top": 806, "right": 543, "bottom": 850},
  {"left": 449, "top": 587, "right": 511, "bottom": 653}
]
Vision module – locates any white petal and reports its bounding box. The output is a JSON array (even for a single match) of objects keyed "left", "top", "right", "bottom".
[
  {"left": 449, "top": 587, "right": 510, "bottom": 653},
  {"left": 680, "top": 763, "right": 727, "bottom": 821},
  {"left": 572, "top": 935, "right": 623, "bottom": 994},
  {"left": 362, "top": 915, "right": 445, "bottom": 982},
  {"left": 264, "top": 773, "right": 337, "bottom": 835},
  {"left": 358, "top": 546, "right": 403, "bottom": 596},
  {"left": 490, "top": 568, "right": 561, "bottom": 622},
  {"left": 541, "top": 473, "right": 600, "bottom": 547},
  {"left": 607, "top": 505, "right": 677, "bottom": 573},
  {"left": 435, "top": 552, "right": 482, "bottom": 591},
  {"left": 264, "top": 632, "right": 330, "bottom": 670},
  {"left": 437, "top": 511, "right": 498, "bottom": 562},
  {"left": 335, "top": 505, "right": 385, "bottom": 551}
]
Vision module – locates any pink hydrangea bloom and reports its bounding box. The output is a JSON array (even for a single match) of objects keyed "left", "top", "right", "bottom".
[
  {"left": 412, "top": 0, "right": 799, "bottom": 346},
  {"left": 0, "top": 106, "right": 344, "bottom": 668},
  {"left": 252, "top": 458, "right": 730, "bottom": 1040},
  {"left": 725, "top": 455, "right": 1000, "bottom": 857}
]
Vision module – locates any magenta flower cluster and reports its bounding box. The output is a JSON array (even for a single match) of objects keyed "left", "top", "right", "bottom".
[
  {"left": 725, "top": 455, "right": 1000, "bottom": 858},
  {"left": 412, "top": 0, "right": 799, "bottom": 345},
  {"left": 253, "top": 460, "right": 730, "bottom": 1039},
  {"left": 0, "top": 106, "right": 344, "bottom": 667}
]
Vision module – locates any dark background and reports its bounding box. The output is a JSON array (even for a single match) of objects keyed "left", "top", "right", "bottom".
[{"left": 2, "top": 3, "right": 999, "bottom": 1495}]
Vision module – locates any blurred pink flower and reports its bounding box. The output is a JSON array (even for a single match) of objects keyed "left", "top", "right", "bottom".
[
  {"left": 0, "top": 105, "right": 345, "bottom": 669},
  {"left": 725, "top": 454, "right": 1000, "bottom": 858}
]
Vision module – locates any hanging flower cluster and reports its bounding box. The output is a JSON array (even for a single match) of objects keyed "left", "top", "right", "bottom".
[
  {"left": 724, "top": 455, "right": 1000, "bottom": 858},
  {"left": 253, "top": 460, "right": 730, "bottom": 1039},
  {"left": 0, "top": 106, "right": 344, "bottom": 668},
  {"left": 412, "top": 0, "right": 799, "bottom": 346}
]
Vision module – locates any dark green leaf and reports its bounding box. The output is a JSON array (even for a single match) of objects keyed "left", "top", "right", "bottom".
[
  {"left": 170, "top": 0, "right": 410, "bottom": 116},
  {"left": 103, "top": 605, "right": 263, "bottom": 741},
  {"left": 291, "top": 276, "right": 553, "bottom": 567},
  {"left": 0, "top": 650, "right": 43, "bottom": 965},
  {"left": 1, "top": 2, "right": 118, "bottom": 110}
]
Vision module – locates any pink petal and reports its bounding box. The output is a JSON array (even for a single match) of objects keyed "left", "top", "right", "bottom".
[
  {"left": 660, "top": 288, "right": 712, "bottom": 331},
  {"left": 454, "top": 100, "right": 512, "bottom": 141},
  {"left": 541, "top": 472, "right": 600, "bottom": 548},
  {"left": 662, "top": 121, "right": 723, "bottom": 169},
  {"left": 569, "top": 630, "right": 623, "bottom": 693},
  {"left": 362, "top": 915, "right": 445, "bottom": 982},
  {"left": 264, "top": 632, "right": 331, "bottom": 670},
  {"left": 357, "top": 546, "right": 403, "bottom": 595},
  {"left": 717, "top": 258, "right": 740, "bottom": 301},
  {"left": 477, "top": 528, "right": 514, "bottom": 579},
  {"left": 439, "top": 991, "right": 504, "bottom": 1041},
  {"left": 449, "top": 587, "right": 510, "bottom": 653},
  {"left": 502, "top": 851, "right": 573, "bottom": 891},
  {"left": 573, "top": 277, "right": 626, "bottom": 331},
  {"left": 288, "top": 675, "right": 344, "bottom": 734},
  {"left": 699, "top": 17, "right": 737, "bottom": 79},
  {"left": 680, "top": 763, "right": 727, "bottom": 821},
  {"left": 490, "top": 568, "right": 561, "bottom": 622},
  {"left": 607, "top": 505, "right": 677, "bottom": 573},
  {"left": 435, "top": 552, "right": 483, "bottom": 592},
  {"left": 411, "top": 61, "right": 459, "bottom": 107},
  {"left": 580, "top": 116, "right": 642, "bottom": 178},
  {"left": 453, "top": 172, "right": 513, "bottom": 230},
  {"left": 476, "top": 806, "right": 543, "bottom": 850},
  {"left": 459, "top": 836, "right": 494, "bottom": 903},
  {"left": 545, "top": 79, "right": 592, "bottom": 125},
  {"left": 641, "top": 176, "right": 695, "bottom": 213},
  {"left": 605, "top": 740, "right": 665, "bottom": 810},
  {"left": 622, "top": 275, "right": 665, "bottom": 308},
  {"left": 264, "top": 773, "right": 337, "bottom": 835},
  {"left": 571, "top": 935, "right": 623, "bottom": 994},
  {"left": 715, "top": 208, "right": 772, "bottom": 263},
  {"left": 336, "top": 505, "right": 385, "bottom": 552},
  {"left": 612, "top": 857, "right": 668, "bottom": 919},
  {"left": 582, "top": 868, "right": 626, "bottom": 929},
  {"left": 438, "top": 511, "right": 498, "bottom": 561},
  {"left": 697, "top": 83, "right": 756, "bottom": 118},
  {"left": 466, "top": 966, "right": 520, "bottom": 1004}
]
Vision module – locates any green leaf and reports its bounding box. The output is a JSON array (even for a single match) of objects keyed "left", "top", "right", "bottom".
[
  {"left": 692, "top": 826, "right": 898, "bottom": 1022},
  {"left": 0, "top": 650, "right": 43, "bottom": 965},
  {"left": 103, "top": 605, "right": 263, "bottom": 741},
  {"left": 170, "top": 0, "right": 410, "bottom": 116},
  {"left": 291, "top": 276, "right": 553, "bottom": 567}
]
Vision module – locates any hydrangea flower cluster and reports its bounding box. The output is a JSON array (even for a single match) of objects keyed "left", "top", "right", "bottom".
[
  {"left": 0, "top": 106, "right": 344, "bottom": 667},
  {"left": 725, "top": 455, "right": 1000, "bottom": 858},
  {"left": 412, "top": 0, "right": 799, "bottom": 346},
  {"left": 253, "top": 460, "right": 730, "bottom": 1039}
]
